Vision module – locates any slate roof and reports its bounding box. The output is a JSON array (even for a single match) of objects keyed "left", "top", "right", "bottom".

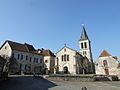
[
  {"left": 40, "top": 49, "right": 55, "bottom": 57},
  {"left": 24, "top": 43, "right": 36, "bottom": 51},
  {"left": 79, "top": 26, "right": 89, "bottom": 41},
  {"left": 1, "top": 40, "right": 54, "bottom": 56},
  {"left": 7, "top": 40, "right": 29, "bottom": 52},
  {"left": 1, "top": 40, "right": 36, "bottom": 53}
]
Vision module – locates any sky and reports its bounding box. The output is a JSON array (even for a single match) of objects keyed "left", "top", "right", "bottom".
[{"left": 0, "top": 0, "right": 120, "bottom": 61}]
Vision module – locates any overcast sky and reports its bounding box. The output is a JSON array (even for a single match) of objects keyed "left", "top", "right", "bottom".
[{"left": 0, "top": 0, "right": 120, "bottom": 61}]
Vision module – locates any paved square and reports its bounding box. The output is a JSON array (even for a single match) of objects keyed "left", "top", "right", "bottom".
[{"left": 0, "top": 76, "right": 120, "bottom": 90}]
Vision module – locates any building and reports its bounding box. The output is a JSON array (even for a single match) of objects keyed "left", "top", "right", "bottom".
[
  {"left": 0, "top": 56, "right": 6, "bottom": 78},
  {"left": 55, "top": 26, "right": 94, "bottom": 74},
  {"left": 55, "top": 45, "right": 84, "bottom": 74},
  {"left": 0, "top": 40, "right": 44, "bottom": 74},
  {"left": 95, "top": 50, "right": 120, "bottom": 78},
  {"left": 40, "top": 49, "right": 55, "bottom": 74},
  {"left": 79, "top": 26, "right": 94, "bottom": 73}
]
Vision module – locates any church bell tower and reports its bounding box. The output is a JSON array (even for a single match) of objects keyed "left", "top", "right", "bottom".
[{"left": 79, "top": 25, "right": 94, "bottom": 73}]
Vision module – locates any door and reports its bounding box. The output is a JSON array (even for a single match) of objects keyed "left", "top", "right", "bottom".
[
  {"left": 104, "top": 68, "right": 109, "bottom": 75},
  {"left": 63, "top": 66, "right": 68, "bottom": 74}
]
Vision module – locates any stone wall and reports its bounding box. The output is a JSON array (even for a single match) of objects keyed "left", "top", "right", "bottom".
[
  {"left": 45, "top": 74, "right": 119, "bottom": 82},
  {"left": 45, "top": 75, "right": 95, "bottom": 82}
]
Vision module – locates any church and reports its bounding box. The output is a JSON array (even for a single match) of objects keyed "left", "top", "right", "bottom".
[{"left": 54, "top": 26, "right": 94, "bottom": 74}]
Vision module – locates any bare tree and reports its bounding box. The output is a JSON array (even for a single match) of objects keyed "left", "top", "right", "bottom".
[
  {"left": 80, "top": 57, "right": 88, "bottom": 75},
  {"left": 2, "top": 55, "right": 18, "bottom": 74}
]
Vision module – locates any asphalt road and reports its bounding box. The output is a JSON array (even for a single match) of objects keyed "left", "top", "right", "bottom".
[
  {"left": 0, "top": 76, "right": 57, "bottom": 90},
  {"left": 50, "top": 81, "right": 120, "bottom": 90},
  {"left": 0, "top": 76, "right": 120, "bottom": 90}
]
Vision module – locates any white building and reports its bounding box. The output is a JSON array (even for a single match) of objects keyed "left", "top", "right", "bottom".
[
  {"left": 55, "top": 26, "right": 94, "bottom": 74},
  {"left": 40, "top": 49, "right": 55, "bottom": 74},
  {"left": 95, "top": 50, "right": 120, "bottom": 78},
  {"left": 0, "top": 40, "right": 44, "bottom": 74},
  {"left": 55, "top": 45, "right": 84, "bottom": 74}
]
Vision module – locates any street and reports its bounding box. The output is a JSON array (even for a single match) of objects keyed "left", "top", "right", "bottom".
[
  {"left": 0, "top": 76, "right": 120, "bottom": 90},
  {"left": 0, "top": 76, "right": 57, "bottom": 90}
]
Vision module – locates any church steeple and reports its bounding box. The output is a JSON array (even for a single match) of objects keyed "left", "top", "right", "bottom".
[
  {"left": 80, "top": 25, "right": 89, "bottom": 41},
  {"left": 79, "top": 25, "right": 94, "bottom": 73}
]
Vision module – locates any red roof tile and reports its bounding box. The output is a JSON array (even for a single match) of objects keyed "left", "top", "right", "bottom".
[{"left": 99, "top": 50, "right": 111, "bottom": 57}]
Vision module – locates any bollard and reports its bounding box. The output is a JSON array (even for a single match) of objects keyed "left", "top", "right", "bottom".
[{"left": 81, "top": 87, "right": 87, "bottom": 90}]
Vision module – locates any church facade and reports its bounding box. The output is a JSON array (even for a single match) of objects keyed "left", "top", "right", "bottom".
[{"left": 55, "top": 26, "right": 94, "bottom": 74}]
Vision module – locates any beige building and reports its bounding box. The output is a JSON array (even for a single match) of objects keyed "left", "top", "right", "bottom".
[
  {"left": 55, "top": 26, "right": 94, "bottom": 74},
  {"left": 40, "top": 49, "right": 55, "bottom": 74},
  {"left": 95, "top": 50, "right": 120, "bottom": 78},
  {"left": 55, "top": 45, "right": 84, "bottom": 74},
  {"left": 0, "top": 40, "right": 44, "bottom": 74}
]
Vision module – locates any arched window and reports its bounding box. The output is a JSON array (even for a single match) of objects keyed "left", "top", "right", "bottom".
[
  {"left": 103, "top": 60, "right": 108, "bottom": 67},
  {"left": 67, "top": 55, "right": 69, "bottom": 61},
  {"left": 17, "top": 54, "right": 20, "bottom": 60},
  {"left": 21, "top": 55, "right": 23, "bottom": 60},
  {"left": 61, "top": 55, "right": 63, "bottom": 61},
  {"left": 84, "top": 42, "right": 87, "bottom": 48},
  {"left": 81, "top": 43, "right": 84, "bottom": 49},
  {"left": 64, "top": 54, "right": 66, "bottom": 61}
]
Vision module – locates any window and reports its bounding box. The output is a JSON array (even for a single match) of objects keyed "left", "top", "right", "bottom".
[
  {"left": 84, "top": 42, "right": 87, "bottom": 48},
  {"left": 17, "top": 54, "right": 20, "bottom": 60},
  {"left": 36, "top": 58, "right": 38, "bottom": 63},
  {"left": 12, "top": 53, "right": 14, "bottom": 58},
  {"left": 64, "top": 54, "right": 66, "bottom": 61},
  {"left": 29, "top": 57, "right": 32, "bottom": 62},
  {"left": 26, "top": 56, "right": 28, "bottom": 60},
  {"left": 83, "top": 51, "right": 84, "bottom": 55},
  {"left": 40, "top": 59, "right": 42, "bottom": 63},
  {"left": 4, "top": 46, "right": 7, "bottom": 49},
  {"left": 84, "top": 51, "right": 87, "bottom": 55},
  {"left": 45, "top": 60, "right": 48, "bottom": 63},
  {"left": 62, "top": 55, "right": 64, "bottom": 61},
  {"left": 34, "top": 58, "right": 36, "bottom": 62},
  {"left": 56, "top": 57, "right": 59, "bottom": 65},
  {"left": 21, "top": 55, "right": 23, "bottom": 60},
  {"left": 81, "top": 43, "right": 84, "bottom": 49},
  {"left": 64, "top": 48, "right": 66, "bottom": 52},
  {"left": 25, "top": 64, "right": 27, "bottom": 70},
  {"left": 103, "top": 60, "right": 108, "bottom": 67},
  {"left": 19, "top": 63, "right": 22, "bottom": 70},
  {"left": 67, "top": 55, "right": 69, "bottom": 61}
]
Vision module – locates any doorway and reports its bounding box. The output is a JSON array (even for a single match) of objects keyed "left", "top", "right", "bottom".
[
  {"left": 104, "top": 68, "right": 109, "bottom": 75},
  {"left": 63, "top": 66, "right": 68, "bottom": 74}
]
